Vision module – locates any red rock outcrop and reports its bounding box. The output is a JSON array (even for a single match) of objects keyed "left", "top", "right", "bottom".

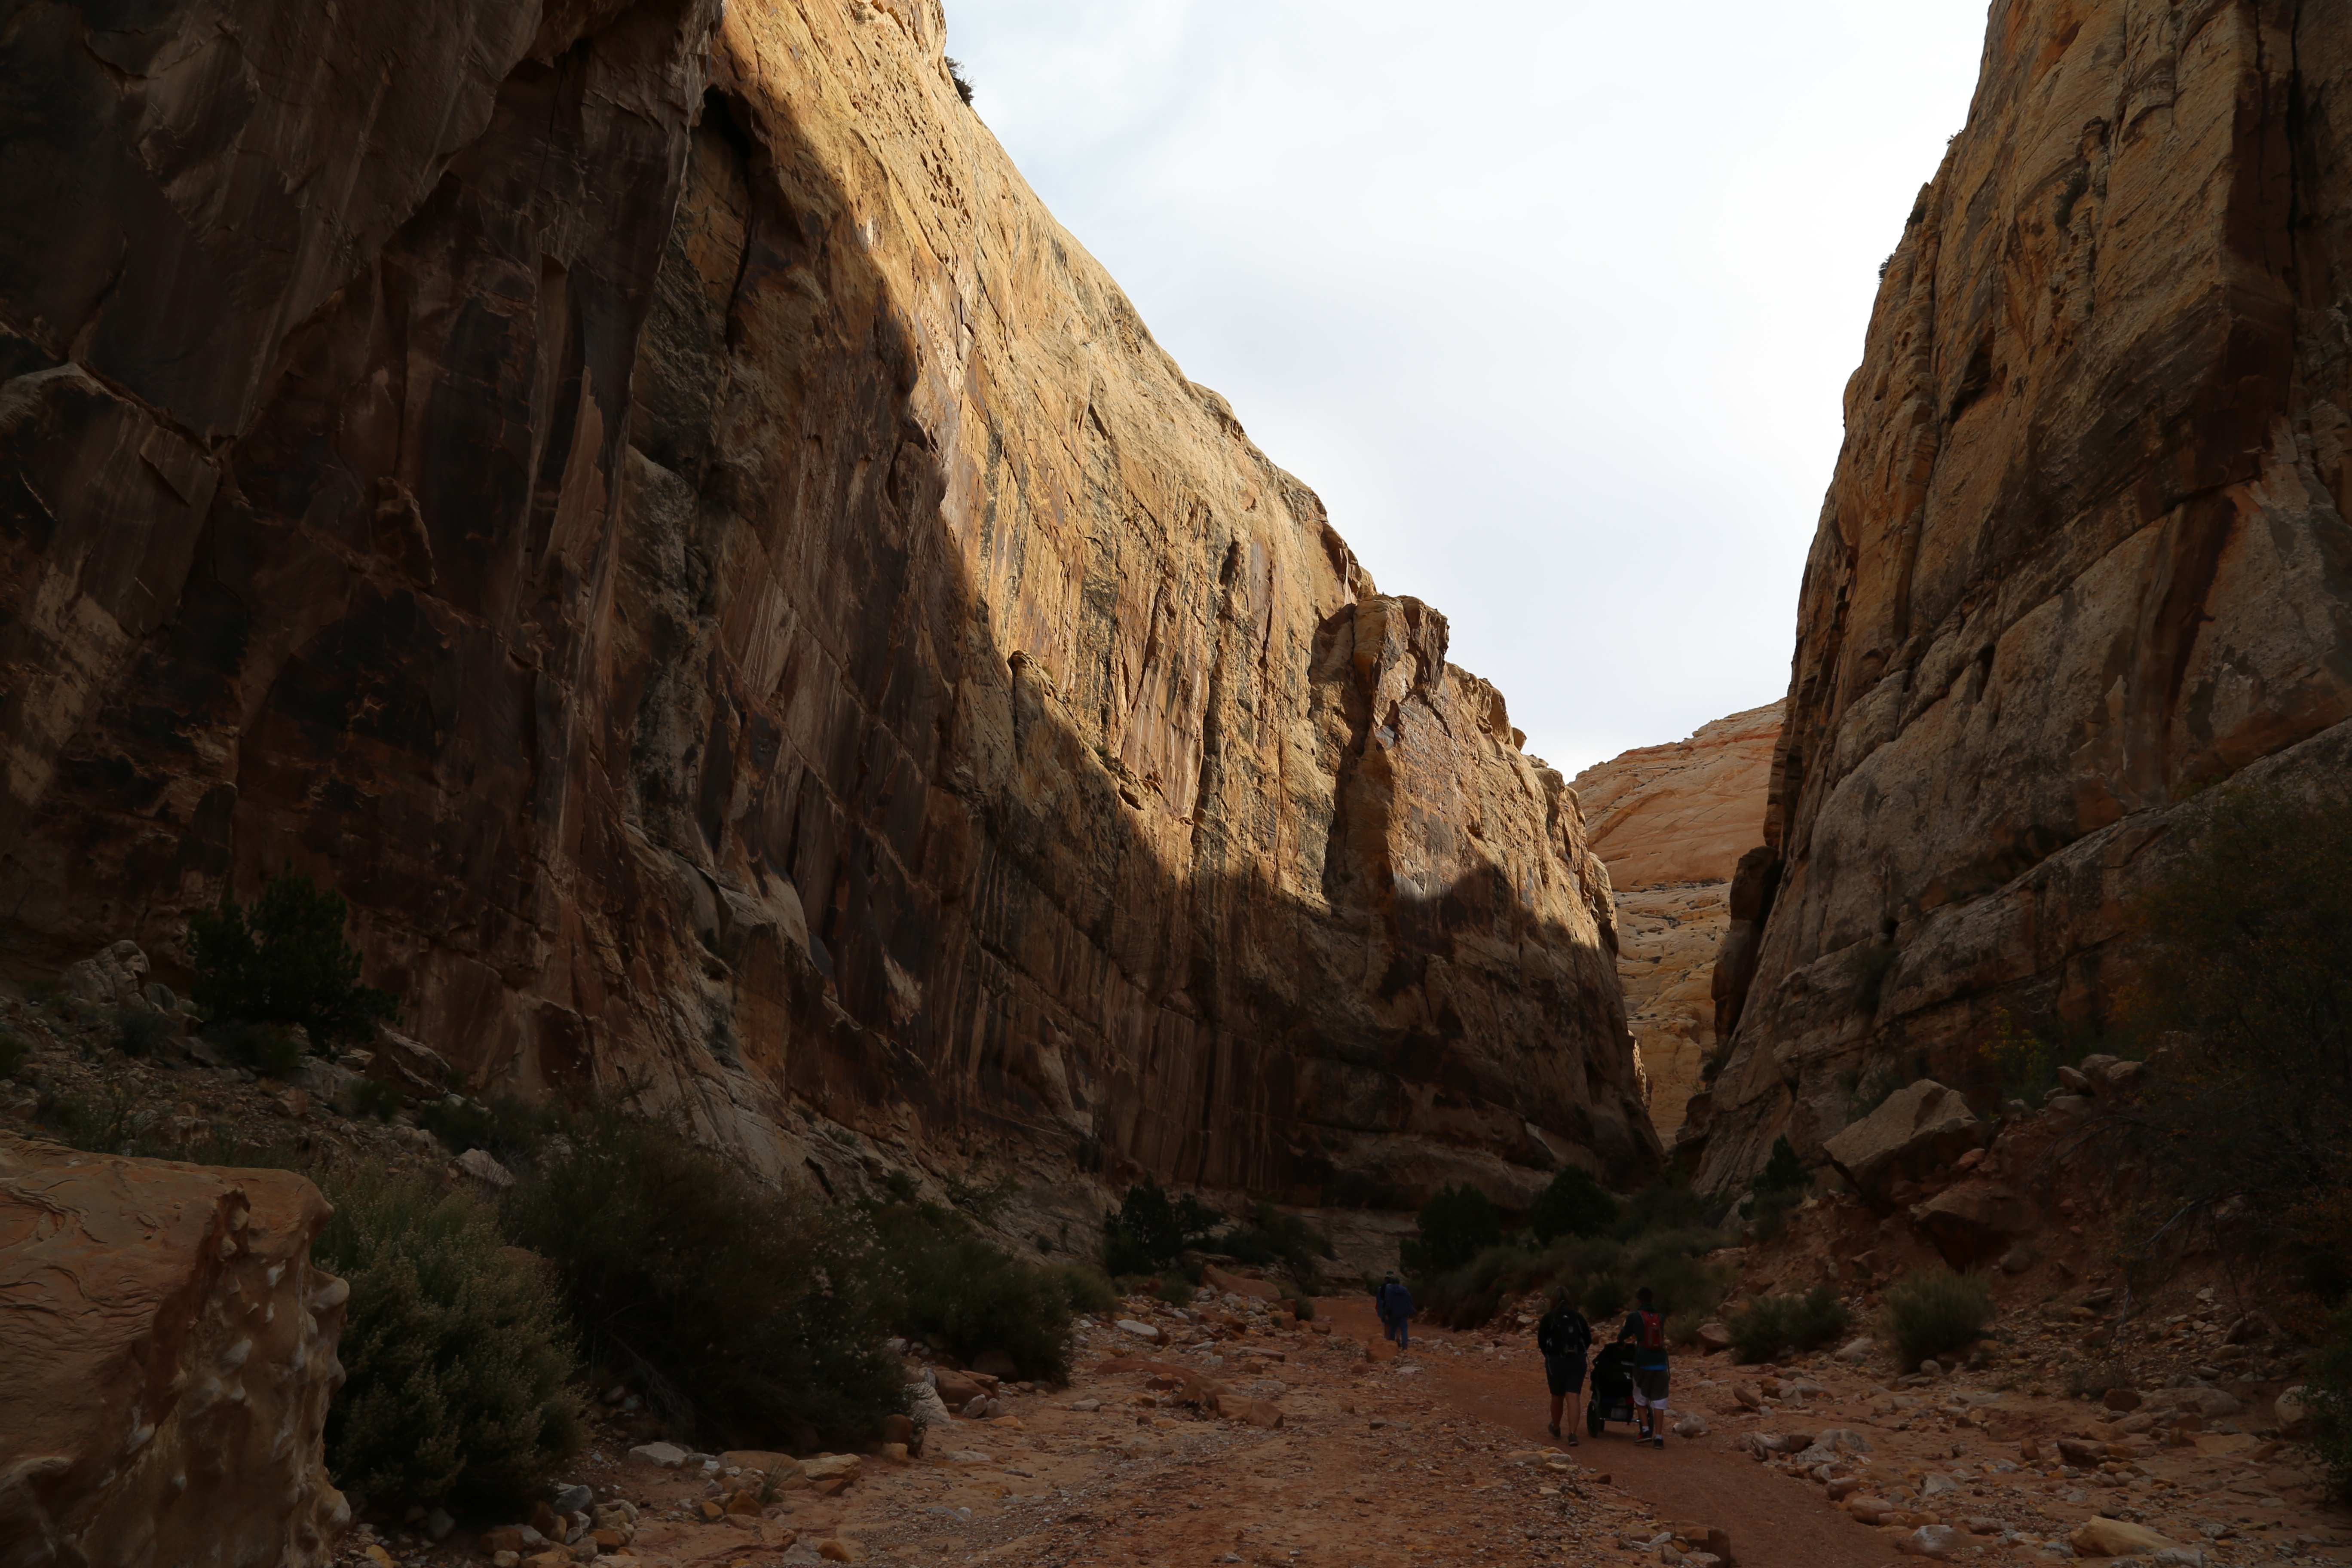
[
  {"left": 1696, "top": 1, "right": 2352, "bottom": 1189},
  {"left": 0, "top": 0, "right": 1655, "bottom": 1210},
  {"left": 0, "top": 1133, "right": 348, "bottom": 1565},
  {"left": 1571, "top": 702, "right": 1781, "bottom": 1139}
]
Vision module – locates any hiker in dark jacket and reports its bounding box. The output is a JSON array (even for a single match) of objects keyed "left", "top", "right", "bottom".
[
  {"left": 1375, "top": 1271, "right": 1415, "bottom": 1351},
  {"left": 1619, "top": 1285, "right": 1672, "bottom": 1448},
  {"left": 1535, "top": 1286, "right": 1593, "bottom": 1443}
]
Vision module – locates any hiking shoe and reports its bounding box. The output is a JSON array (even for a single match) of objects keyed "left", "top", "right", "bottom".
[
  {"left": 1652, "top": 1436, "right": 1666, "bottom": 1449},
  {"left": 1568, "top": 1433, "right": 1580, "bottom": 1446},
  {"left": 1548, "top": 1422, "right": 1561, "bottom": 1439}
]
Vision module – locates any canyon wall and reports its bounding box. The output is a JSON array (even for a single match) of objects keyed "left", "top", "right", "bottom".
[
  {"left": 1694, "top": 0, "right": 2352, "bottom": 1191},
  {"left": 1570, "top": 702, "right": 1781, "bottom": 1141},
  {"left": 0, "top": 0, "right": 1656, "bottom": 1216}
]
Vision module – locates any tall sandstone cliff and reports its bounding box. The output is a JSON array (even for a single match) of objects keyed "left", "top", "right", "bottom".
[
  {"left": 0, "top": 0, "right": 1656, "bottom": 1211},
  {"left": 1571, "top": 702, "right": 1782, "bottom": 1142},
  {"left": 1697, "top": 0, "right": 2352, "bottom": 1189}
]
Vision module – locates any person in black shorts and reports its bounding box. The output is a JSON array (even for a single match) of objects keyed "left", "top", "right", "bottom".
[
  {"left": 1620, "top": 1285, "right": 1671, "bottom": 1448},
  {"left": 1535, "top": 1286, "right": 1593, "bottom": 1443}
]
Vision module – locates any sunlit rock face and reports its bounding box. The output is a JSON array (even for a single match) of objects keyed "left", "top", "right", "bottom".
[
  {"left": 1695, "top": 1, "right": 2352, "bottom": 1190},
  {"left": 0, "top": 0, "right": 1657, "bottom": 1207},
  {"left": 1572, "top": 702, "right": 1782, "bottom": 1142}
]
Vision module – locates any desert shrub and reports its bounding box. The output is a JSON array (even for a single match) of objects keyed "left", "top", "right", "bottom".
[
  {"left": 2309, "top": 1301, "right": 2352, "bottom": 1503},
  {"left": 1401, "top": 1183, "right": 1502, "bottom": 1278},
  {"left": 1756, "top": 1136, "right": 1810, "bottom": 1194},
  {"left": 0, "top": 1031, "right": 26, "bottom": 1079},
  {"left": 1741, "top": 1186, "right": 1803, "bottom": 1243},
  {"left": 1101, "top": 1177, "right": 1220, "bottom": 1274},
  {"left": 1879, "top": 1268, "right": 1994, "bottom": 1370},
  {"left": 1057, "top": 1265, "right": 1118, "bottom": 1318},
  {"left": 1153, "top": 1273, "right": 1195, "bottom": 1307},
  {"left": 1613, "top": 1183, "right": 1707, "bottom": 1242},
  {"left": 1211, "top": 1204, "right": 1335, "bottom": 1288},
  {"left": 314, "top": 1163, "right": 582, "bottom": 1510},
  {"left": 1418, "top": 1243, "right": 1539, "bottom": 1329},
  {"left": 206, "top": 1020, "right": 305, "bottom": 1079},
  {"left": 189, "top": 870, "right": 398, "bottom": 1047},
  {"left": 1728, "top": 1286, "right": 1852, "bottom": 1363},
  {"left": 2133, "top": 783, "right": 2352, "bottom": 1304},
  {"left": 39, "top": 1080, "right": 140, "bottom": 1153},
  {"left": 2064, "top": 1356, "right": 2133, "bottom": 1400},
  {"left": 110, "top": 1007, "right": 173, "bottom": 1058},
  {"left": 419, "top": 1092, "right": 566, "bottom": 1165},
  {"left": 505, "top": 1108, "right": 904, "bottom": 1447},
  {"left": 1528, "top": 1167, "right": 1618, "bottom": 1244},
  {"left": 945, "top": 55, "right": 974, "bottom": 104},
  {"left": 869, "top": 1200, "right": 1075, "bottom": 1383},
  {"left": 336, "top": 1076, "right": 403, "bottom": 1121},
  {"left": 1277, "top": 1282, "right": 1316, "bottom": 1322}
]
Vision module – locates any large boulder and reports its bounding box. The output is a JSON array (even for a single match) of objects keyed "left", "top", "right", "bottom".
[
  {"left": 0, "top": 1132, "right": 349, "bottom": 1565},
  {"left": 1909, "top": 1180, "right": 2037, "bottom": 1268},
  {"left": 59, "top": 940, "right": 156, "bottom": 1012},
  {"left": 1823, "top": 1081, "right": 1982, "bottom": 1205}
]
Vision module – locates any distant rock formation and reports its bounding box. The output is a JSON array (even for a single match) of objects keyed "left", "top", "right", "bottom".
[
  {"left": 1571, "top": 703, "right": 1782, "bottom": 1139},
  {"left": 0, "top": 1134, "right": 348, "bottom": 1564},
  {"left": 0, "top": 0, "right": 1655, "bottom": 1213},
  {"left": 1694, "top": 1, "right": 2352, "bottom": 1189}
]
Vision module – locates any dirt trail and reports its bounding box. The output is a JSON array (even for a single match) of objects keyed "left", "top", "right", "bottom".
[{"left": 1322, "top": 1299, "right": 1889, "bottom": 1568}]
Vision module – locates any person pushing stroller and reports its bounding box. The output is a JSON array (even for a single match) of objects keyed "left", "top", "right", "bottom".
[{"left": 1618, "top": 1285, "right": 1672, "bottom": 1449}]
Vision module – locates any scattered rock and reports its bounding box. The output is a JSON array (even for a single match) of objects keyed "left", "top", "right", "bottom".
[
  {"left": 2276, "top": 1385, "right": 2313, "bottom": 1436},
  {"left": 456, "top": 1148, "right": 516, "bottom": 1188},
  {"left": 2070, "top": 1517, "right": 2184, "bottom": 1557},
  {"left": 1898, "top": 1525, "right": 1965, "bottom": 1560},
  {"left": 817, "top": 1539, "right": 864, "bottom": 1563},
  {"left": 2101, "top": 1387, "right": 2143, "bottom": 1412},
  {"left": 1697, "top": 1322, "right": 1733, "bottom": 1354},
  {"left": 1116, "top": 1318, "right": 1163, "bottom": 1342},
  {"left": 60, "top": 940, "right": 155, "bottom": 1010},
  {"left": 629, "top": 1442, "right": 689, "bottom": 1467},
  {"left": 1069, "top": 1398, "right": 1102, "bottom": 1412},
  {"left": 1832, "top": 1337, "right": 1874, "bottom": 1365},
  {"left": 1673, "top": 1413, "right": 1709, "bottom": 1438}
]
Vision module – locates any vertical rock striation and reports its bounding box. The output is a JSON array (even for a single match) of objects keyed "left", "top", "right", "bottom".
[
  {"left": 1571, "top": 702, "right": 1782, "bottom": 1140},
  {"left": 0, "top": 0, "right": 1655, "bottom": 1206},
  {"left": 1695, "top": 0, "right": 2352, "bottom": 1189}
]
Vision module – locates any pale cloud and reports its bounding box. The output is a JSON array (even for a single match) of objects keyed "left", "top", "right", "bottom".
[{"left": 947, "top": 0, "right": 1988, "bottom": 776}]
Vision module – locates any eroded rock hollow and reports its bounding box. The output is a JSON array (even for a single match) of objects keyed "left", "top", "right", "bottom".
[
  {"left": 1695, "top": 0, "right": 2352, "bottom": 1188},
  {"left": 0, "top": 0, "right": 1656, "bottom": 1208}
]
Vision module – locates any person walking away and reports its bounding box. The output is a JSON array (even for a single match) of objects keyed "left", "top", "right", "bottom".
[
  {"left": 1619, "top": 1286, "right": 1671, "bottom": 1448},
  {"left": 1375, "top": 1271, "right": 1415, "bottom": 1351},
  {"left": 1536, "top": 1286, "right": 1593, "bottom": 1443}
]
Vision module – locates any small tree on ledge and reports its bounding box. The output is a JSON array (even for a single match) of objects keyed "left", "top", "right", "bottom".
[{"left": 189, "top": 870, "right": 399, "bottom": 1050}]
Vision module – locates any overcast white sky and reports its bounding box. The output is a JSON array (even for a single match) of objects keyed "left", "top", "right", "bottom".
[{"left": 944, "top": 1, "right": 1991, "bottom": 778}]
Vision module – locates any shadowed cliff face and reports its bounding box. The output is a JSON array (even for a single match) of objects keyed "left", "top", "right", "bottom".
[
  {"left": 0, "top": 0, "right": 1656, "bottom": 1209},
  {"left": 1694, "top": 0, "right": 2352, "bottom": 1190}
]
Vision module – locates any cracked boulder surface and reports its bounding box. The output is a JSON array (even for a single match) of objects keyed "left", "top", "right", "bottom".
[
  {"left": 1695, "top": 0, "right": 2352, "bottom": 1190},
  {"left": 0, "top": 0, "right": 1656, "bottom": 1213}
]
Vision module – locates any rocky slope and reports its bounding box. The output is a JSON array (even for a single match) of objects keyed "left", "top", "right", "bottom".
[
  {"left": 0, "top": 0, "right": 1654, "bottom": 1216},
  {"left": 1571, "top": 702, "right": 1782, "bottom": 1140},
  {"left": 1694, "top": 0, "right": 2352, "bottom": 1189}
]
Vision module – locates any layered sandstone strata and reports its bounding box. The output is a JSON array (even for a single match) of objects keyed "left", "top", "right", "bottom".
[
  {"left": 0, "top": 1134, "right": 349, "bottom": 1565},
  {"left": 0, "top": 0, "right": 1655, "bottom": 1210},
  {"left": 1696, "top": 2, "right": 2352, "bottom": 1189},
  {"left": 1571, "top": 702, "right": 1781, "bottom": 1139}
]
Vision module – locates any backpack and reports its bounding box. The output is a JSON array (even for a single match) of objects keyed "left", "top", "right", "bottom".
[
  {"left": 1634, "top": 1306, "right": 1666, "bottom": 1352},
  {"left": 1540, "top": 1305, "right": 1590, "bottom": 1357}
]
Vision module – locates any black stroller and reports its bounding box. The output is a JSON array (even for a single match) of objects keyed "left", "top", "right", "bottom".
[{"left": 1586, "top": 1342, "right": 1639, "bottom": 1438}]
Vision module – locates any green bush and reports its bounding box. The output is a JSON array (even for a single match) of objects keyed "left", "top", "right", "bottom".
[
  {"left": 336, "top": 1076, "right": 403, "bottom": 1121},
  {"left": 870, "top": 1200, "right": 1076, "bottom": 1382},
  {"left": 1742, "top": 1187, "right": 1802, "bottom": 1243},
  {"left": 1057, "top": 1265, "right": 1118, "bottom": 1318},
  {"left": 1755, "top": 1136, "right": 1810, "bottom": 1194},
  {"left": 2309, "top": 1300, "right": 2352, "bottom": 1504},
  {"left": 1211, "top": 1204, "right": 1335, "bottom": 1289},
  {"left": 1101, "top": 1177, "right": 1219, "bottom": 1274},
  {"left": 1879, "top": 1268, "right": 1994, "bottom": 1370},
  {"left": 0, "top": 1031, "right": 26, "bottom": 1079},
  {"left": 1278, "top": 1283, "right": 1315, "bottom": 1321},
  {"left": 504, "top": 1108, "right": 904, "bottom": 1448},
  {"left": 110, "top": 1007, "right": 173, "bottom": 1058},
  {"left": 207, "top": 1021, "right": 304, "bottom": 1079},
  {"left": 419, "top": 1092, "right": 566, "bottom": 1165},
  {"left": 314, "top": 1163, "right": 582, "bottom": 1510},
  {"left": 1528, "top": 1167, "right": 1618, "bottom": 1244},
  {"left": 1728, "top": 1286, "right": 1852, "bottom": 1363},
  {"left": 189, "top": 870, "right": 398, "bottom": 1047},
  {"left": 1400, "top": 1183, "right": 1502, "bottom": 1279},
  {"left": 1613, "top": 1183, "right": 1708, "bottom": 1241}
]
